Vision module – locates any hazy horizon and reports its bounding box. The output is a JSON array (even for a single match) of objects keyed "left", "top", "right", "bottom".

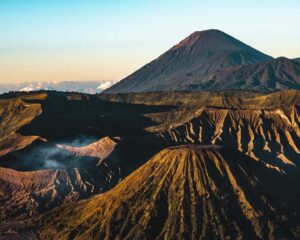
[{"left": 1, "top": 0, "right": 300, "bottom": 84}]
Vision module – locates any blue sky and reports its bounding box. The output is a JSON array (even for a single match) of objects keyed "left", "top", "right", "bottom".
[{"left": 0, "top": 0, "right": 299, "bottom": 83}]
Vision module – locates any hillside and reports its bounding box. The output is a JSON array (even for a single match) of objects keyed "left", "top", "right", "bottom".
[
  {"left": 39, "top": 146, "right": 300, "bottom": 240},
  {"left": 181, "top": 57, "right": 300, "bottom": 91}
]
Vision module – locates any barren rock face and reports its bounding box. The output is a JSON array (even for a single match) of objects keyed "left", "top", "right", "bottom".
[{"left": 39, "top": 146, "right": 300, "bottom": 240}]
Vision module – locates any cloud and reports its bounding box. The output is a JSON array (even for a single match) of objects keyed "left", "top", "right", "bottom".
[
  {"left": 97, "top": 81, "right": 116, "bottom": 90},
  {"left": 19, "top": 82, "right": 44, "bottom": 91},
  {"left": 19, "top": 86, "right": 35, "bottom": 92}
]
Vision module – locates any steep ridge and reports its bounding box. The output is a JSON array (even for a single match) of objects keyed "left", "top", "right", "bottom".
[
  {"left": 0, "top": 134, "right": 46, "bottom": 157},
  {"left": 293, "top": 58, "right": 300, "bottom": 63},
  {"left": 56, "top": 136, "right": 117, "bottom": 163},
  {"left": 0, "top": 97, "right": 42, "bottom": 157},
  {"left": 160, "top": 106, "right": 300, "bottom": 171},
  {"left": 39, "top": 146, "right": 300, "bottom": 240},
  {"left": 0, "top": 98, "right": 41, "bottom": 139},
  {"left": 105, "top": 30, "right": 272, "bottom": 93},
  {"left": 183, "top": 57, "right": 300, "bottom": 91}
]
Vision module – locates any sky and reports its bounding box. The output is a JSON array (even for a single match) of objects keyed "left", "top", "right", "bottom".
[{"left": 0, "top": 0, "right": 299, "bottom": 84}]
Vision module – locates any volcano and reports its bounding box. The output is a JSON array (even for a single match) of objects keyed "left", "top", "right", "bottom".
[
  {"left": 39, "top": 145, "right": 300, "bottom": 239},
  {"left": 104, "top": 29, "right": 272, "bottom": 93}
]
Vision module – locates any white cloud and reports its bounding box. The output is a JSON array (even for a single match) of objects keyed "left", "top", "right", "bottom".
[
  {"left": 97, "top": 81, "right": 116, "bottom": 90},
  {"left": 19, "top": 87, "right": 35, "bottom": 92}
]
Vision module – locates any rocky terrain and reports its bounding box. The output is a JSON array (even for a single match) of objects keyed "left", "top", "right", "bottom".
[{"left": 0, "top": 90, "right": 300, "bottom": 239}]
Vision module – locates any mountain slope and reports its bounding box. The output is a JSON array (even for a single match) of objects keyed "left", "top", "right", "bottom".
[
  {"left": 293, "top": 58, "right": 300, "bottom": 63},
  {"left": 39, "top": 146, "right": 300, "bottom": 240},
  {"left": 105, "top": 30, "right": 272, "bottom": 93},
  {"left": 182, "top": 57, "right": 300, "bottom": 91}
]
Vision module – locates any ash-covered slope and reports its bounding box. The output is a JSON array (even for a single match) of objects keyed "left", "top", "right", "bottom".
[
  {"left": 40, "top": 146, "right": 300, "bottom": 240},
  {"left": 105, "top": 30, "right": 272, "bottom": 93}
]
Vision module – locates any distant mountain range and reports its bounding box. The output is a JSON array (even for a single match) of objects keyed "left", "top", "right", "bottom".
[
  {"left": 0, "top": 80, "right": 116, "bottom": 94},
  {"left": 105, "top": 29, "right": 300, "bottom": 93}
]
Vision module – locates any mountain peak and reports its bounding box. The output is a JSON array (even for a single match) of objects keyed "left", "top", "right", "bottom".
[
  {"left": 173, "top": 29, "right": 256, "bottom": 52},
  {"left": 187, "top": 29, "right": 225, "bottom": 38}
]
